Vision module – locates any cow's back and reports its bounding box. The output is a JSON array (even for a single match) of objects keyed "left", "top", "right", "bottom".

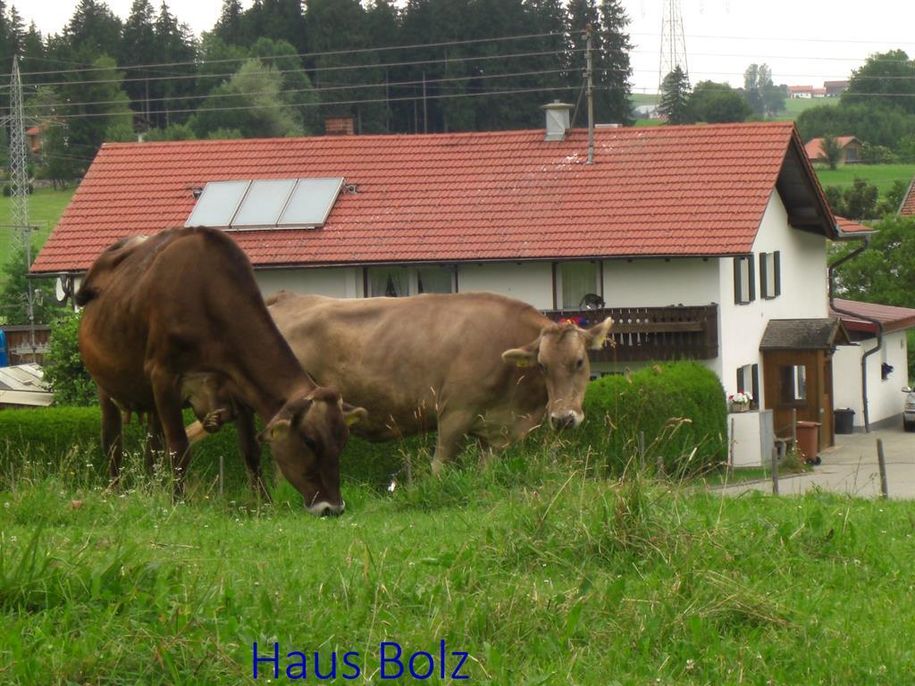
[
  {"left": 268, "top": 291, "right": 548, "bottom": 439},
  {"left": 78, "top": 228, "right": 282, "bottom": 410}
]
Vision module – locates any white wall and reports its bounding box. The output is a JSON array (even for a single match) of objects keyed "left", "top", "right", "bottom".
[
  {"left": 459, "top": 262, "right": 554, "bottom": 309},
  {"left": 718, "top": 192, "right": 829, "bottom": 406},
  {"left": 254, "top": 267, "right": 363, "bottom": 299},
  {"left": 601, "top": 257, "right": 719, "bottom": 307},
  {"left": 833, "top": 331, "right": 908, "bottom": 428}
]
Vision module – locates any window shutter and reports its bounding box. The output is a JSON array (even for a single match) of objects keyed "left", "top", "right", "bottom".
[
  {"left": 751, "top": 364, "right": 760, "bottom": 406},
  {"left": 737, "top": 367, "right": 745, "bottom": 392},
  {"left": 733, "top": 258, "right": 742, "bottom": 304},
  {"left": 759, "top": 253, "right": 768, "bottom": 298},
  {"left": 748, "top": 256, "right": 756, "bottom": 302},
  {"left": 774, "top": 251, "right": 781, "bottom": 297}
]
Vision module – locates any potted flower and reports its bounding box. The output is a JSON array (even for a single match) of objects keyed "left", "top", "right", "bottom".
[{"left": 728, "top": 391, "right": 752, "bottom": 412}]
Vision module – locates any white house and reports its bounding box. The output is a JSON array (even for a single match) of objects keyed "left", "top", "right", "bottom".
[
  {"left": 34, "top": 113, "right": 885, "bottom": 466},
  {"left": 831, "top": 298, "right": 915, "bottom": 431}
]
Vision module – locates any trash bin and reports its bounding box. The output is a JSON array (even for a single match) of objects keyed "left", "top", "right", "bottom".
[
  {"left": 795, "top": 420, "right": 821, "bottom": 461},
  {"left": 834, "top": 408, "right": 855, "bottom": 434}
]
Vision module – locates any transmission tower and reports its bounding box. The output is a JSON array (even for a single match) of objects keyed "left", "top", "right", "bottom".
[
  {"left": 9, "top": 55, "right": 38, "bottom": 358},
  {"left": 658, "top": 0, "right": 689, "bottom": 93}
]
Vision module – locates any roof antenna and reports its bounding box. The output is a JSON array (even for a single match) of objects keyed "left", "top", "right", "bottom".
[{"left": 585, "top": 25, "right": 595, "bottom": 165}]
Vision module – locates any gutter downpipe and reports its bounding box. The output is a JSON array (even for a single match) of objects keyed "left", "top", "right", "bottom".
[{"left": 828, "top": 232, "right": 882, "bottom": 433}]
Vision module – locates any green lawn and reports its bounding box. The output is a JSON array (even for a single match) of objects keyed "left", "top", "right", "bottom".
[
  {"left": 774, "top": 97, "right": 837, "bottom": 121},
  {"left": 1, "top": 427, "right": 914, "bottom": 684},
  {"left": 0, "top": 187, "right": 75, "bottom": 263},
  {"left": 815, "top": 164, "right": 915, "bottom": 194}
]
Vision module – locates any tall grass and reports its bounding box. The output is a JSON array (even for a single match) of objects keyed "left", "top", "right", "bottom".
[{"left": 1, "top": 434, "right": 914, "bottom": 684}]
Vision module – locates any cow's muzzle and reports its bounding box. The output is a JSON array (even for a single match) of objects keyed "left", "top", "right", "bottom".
[
  {"left": 306, "top": 500, "right": 345, "bottom": 517},
  {"left": 549, "top": 411, "right": 583, "bottom": 430}
]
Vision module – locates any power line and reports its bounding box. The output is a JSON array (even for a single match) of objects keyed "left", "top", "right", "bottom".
[
  {"left": 21, "top": 68, "right": 570, "bottom": 114},
  {"left": 12, "top": 32, "right": 566, "bottom": 79},
  {"left": 21, "top": 83, "right": 581, "bottom": 122}
]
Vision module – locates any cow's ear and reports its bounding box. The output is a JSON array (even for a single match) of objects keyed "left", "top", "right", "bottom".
[
  {"left": 585, "top": 317, "right": 613, "bottom": 350},
  {"left": 502, "top": 342, "right": 539, "bottom": 368},
  {"left": 258, "top": 418, "right": 292, "bottom": 444},
  {"left": 343, "top": 403, "right": 368, "bottom": 427}
]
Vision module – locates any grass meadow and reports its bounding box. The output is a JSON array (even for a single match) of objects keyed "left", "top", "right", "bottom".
[
  {"left": 814, "top": 164, "right": 915, "bottom": 196},
  {"left": 1, "top": 424, "right": 914, "bottom": 685}
]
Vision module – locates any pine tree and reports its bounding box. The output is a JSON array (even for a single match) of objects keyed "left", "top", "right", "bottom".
[
  {"left": 597, "top": 0, "right": 632, "bottom": 125},
  {"left": 659, "top": 66, "right": 692, "bottom": 124}
]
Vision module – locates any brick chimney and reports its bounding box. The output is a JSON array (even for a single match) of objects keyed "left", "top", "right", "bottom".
[{"left": 325, "top": 116, "right": 355, "bottom": 136}]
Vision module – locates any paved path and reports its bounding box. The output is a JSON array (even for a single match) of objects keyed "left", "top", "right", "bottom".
[{"left": 717, "top": 425, "right": 915, "bottom": 499}]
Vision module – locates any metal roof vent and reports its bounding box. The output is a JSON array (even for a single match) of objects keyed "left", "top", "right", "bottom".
[{"left": 542, "top": 101, "right": 573, "bottom": 141}]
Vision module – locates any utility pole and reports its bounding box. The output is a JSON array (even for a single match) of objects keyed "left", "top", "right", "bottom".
[
  {"left": 585, "top": 26, "right": 595, "bottom": 165},
  {"left": 9, "top": 55, "right": 38, "bottom": 361}
]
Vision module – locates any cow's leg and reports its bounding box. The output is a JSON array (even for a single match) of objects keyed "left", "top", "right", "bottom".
[
  {"left": 144, "top": 410, "right": 164, "bottom": 475},
  {"left": 237, "top": 406, "right": 269, "bottom": 501},
  {"left": 149, "top": 370, "right": 192, "bottom": 497},
  {"left": 99, "top": 388, "right": 123, "bottom": 485},
  {"left": 431, "top": 410, "right": 474, "bottom": 476}
]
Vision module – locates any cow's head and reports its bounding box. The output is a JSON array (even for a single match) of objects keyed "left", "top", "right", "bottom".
[
  {"left": 260, "top": 388, "right": 367, "bottom": 516},
  {"left": 501, "top": 317, "right": 613, "bottom": 429}
]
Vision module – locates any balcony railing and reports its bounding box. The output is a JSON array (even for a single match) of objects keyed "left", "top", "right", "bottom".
[{"left": 545, "top": 304, "right": 719, "bottom": 362}]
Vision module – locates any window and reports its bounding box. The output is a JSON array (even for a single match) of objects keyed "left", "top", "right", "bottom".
[
  {"left": 733, "top": 256, "right": 755, "bottom": 305},
  {"left": 417, "top": 267, "right": 454, "bottom": 294},
  {"left": 558, "top": 261, "right": 599, "bottom": 309},
  {"left": 185, "top": 177, "right": 344, "bottom": 230},
  {"left": 736, "top": 363, "right": 760, "bottom": 409},
  {"left": 368, "top": 267, "right": 410, "bottom": 297},
  {"left": 759, "top": 251, "right": 781, "bottom": 299},
  {"left": 367, "top": 266, "right": 455, "bottom": 297},
  {"left": 780, "top": 364, "right": 807, "bottom": 404}
]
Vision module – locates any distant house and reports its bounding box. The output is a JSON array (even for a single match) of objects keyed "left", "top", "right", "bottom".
[
  {"left": 34, "top": 116, "right": 887, "bottom": 466},
  {"left": 26, "top": 126, "right": 42, "bottom": 154},
  {"left": 824, "top": 80, "right": 849, "bottom": 97},
  {"left": 832, "top": 298, "right": 915, "bottom": 430},
  {"left": 788, "top": 85, "right": 827, "bottom": 99},
  {"left": 805, "top": 136, "right": 863, "bottom": 165},
  {"left": 900, "top": 178, "right": 915, "bottom": 217}
]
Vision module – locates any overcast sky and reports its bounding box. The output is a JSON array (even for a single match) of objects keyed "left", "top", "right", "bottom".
[{"left": 17, "top": 0, "right": 915, "bottom": 93}]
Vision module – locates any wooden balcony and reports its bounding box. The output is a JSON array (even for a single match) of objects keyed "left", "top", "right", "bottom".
[{"left": 545, "top": 304, "right": 719, "bottom": 362}]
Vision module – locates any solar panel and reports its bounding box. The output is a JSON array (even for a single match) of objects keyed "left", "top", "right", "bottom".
[
  {"left": 185, "top": 180, "right": 249, "bottom": 227},
  {"left": 185, "top": 177, "right": 345, "bottom": 230},
  {"left": 278, "top": 178, "right": 345, "bottom": 227},
  {"left": 232, "top": 179, "right": 298, "bottom": 227}
]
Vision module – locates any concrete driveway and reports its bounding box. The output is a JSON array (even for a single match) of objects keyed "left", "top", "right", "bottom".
[{"left": 717, "top": 425, "right": 915, "bottom": 499}]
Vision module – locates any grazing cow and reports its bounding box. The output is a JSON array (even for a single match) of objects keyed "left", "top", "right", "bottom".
[
  {"left": 260, "top": 291, "right": 612, "bottom": 473},
  {"left": 75, "top": 228, "right": 365, "bottom": 515}
]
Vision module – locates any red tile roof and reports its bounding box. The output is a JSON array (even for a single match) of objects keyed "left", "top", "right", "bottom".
[
  {"left": 804, "top": 136, "right": 860, "bottom": 161},
  {"left": 832, "top": 298, "right": 915, "bottom": 335},
  {"left": 33, "top": 122, "right": 830, "bottom": 274},
  {"left": 900, "top": 177, "right": 915, "bottom": 217},
  {"left": 835, "top": 216, "right": 874, "bottom": 235}
]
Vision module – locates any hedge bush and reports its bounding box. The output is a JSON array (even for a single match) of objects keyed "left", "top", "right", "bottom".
[{"left": 571, "top": 362, "right": 728, "bottom": 476}]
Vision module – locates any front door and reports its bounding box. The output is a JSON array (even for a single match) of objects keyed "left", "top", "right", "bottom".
[{"left": 762, "top": 349, "right": 834, "bottom": 450}]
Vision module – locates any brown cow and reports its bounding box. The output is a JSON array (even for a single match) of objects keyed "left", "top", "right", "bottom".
[
  {"left": 259, "top": 291, "right": 612, "bottom": 474},
  {"left": 75, "top": 228, "right": 365, "bottom": 515}
]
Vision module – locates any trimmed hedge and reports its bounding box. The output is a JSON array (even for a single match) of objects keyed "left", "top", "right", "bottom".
[{"left": 571, "top": 362, "right": 728, "bottom": 476}]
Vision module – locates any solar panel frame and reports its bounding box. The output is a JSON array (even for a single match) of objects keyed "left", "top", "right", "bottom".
[
  {"left": 231, "top": 179, "right": 298, "bottom": 228},
  {"left": 277, "top": 177, "right": 345, "bottom": 228},
  {"left": 184, "top": 180, "right": 250, "bottom": 228}
]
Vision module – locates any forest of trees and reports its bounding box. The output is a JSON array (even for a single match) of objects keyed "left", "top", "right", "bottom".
[{"left": 2, "top": 0, "right": 635, "bottom": 182}]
